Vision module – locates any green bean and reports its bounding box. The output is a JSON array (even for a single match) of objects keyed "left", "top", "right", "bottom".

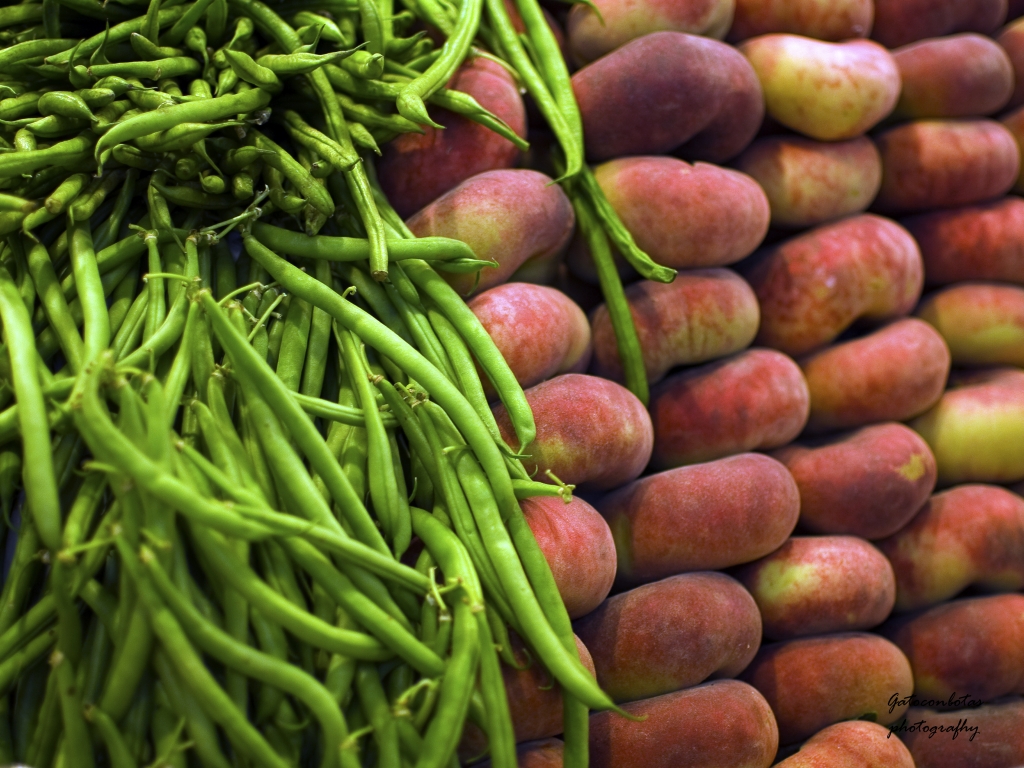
[
  {"left": 356, "top": 662, "right": 401, "bottom": 768},
  {"left": 249, "top": 129, "right": 335, "bottom": 216},
  {"left": 70, "top": 169, "right": 125, "bottom": 224},
  {"left": 164, "top": 0, "right": 219, "bottom": 46},
  {"left": 52, "top": 649, "right": 95, "bottom": 768},
  {"left": 84, "top": 706, "right": 137, "bottom": 768},
  {"left": 27, "top": 239, "right": 85, "bottom": 372},
  {"left": 152, "top": 650, "right": 233, "bottom": 768},
  {"left": 0, "top": 4, "right": 44, "bottom": 27},
  {"left": 0, "top": 132, "right": 96, "bottom": 180},
  {"left": 300, "top": 258, "right": 333, "bottom": 398},
  {"left": 0, "top": 627, "right": 58, "bottom": 698},
  {"left": 88, "top": 57, "right": 203, "bottom": 82}
]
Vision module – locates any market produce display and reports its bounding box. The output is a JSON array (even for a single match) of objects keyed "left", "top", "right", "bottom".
[{"left": 1, "top": 0, "right": 1024, "bottom": 766}]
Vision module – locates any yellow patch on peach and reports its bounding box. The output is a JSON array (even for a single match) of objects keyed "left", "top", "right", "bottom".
[
  {"left": 897, "top": 453, "right": 927, "bottom": 482},
  {"left": 756, "top": 561, "right": 820, "bottom": 605}
]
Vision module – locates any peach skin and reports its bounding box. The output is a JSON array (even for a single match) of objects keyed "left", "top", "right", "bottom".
[
  {"left": 738, "top": 35, "right": 900, "bottom": 141},
  {"left": 892, "top": 34, "right": 1013, "bottom": 119},
  {"left": 727, "top": 0, "right": 873, "bottom": 42},
  {"left": 589, "top": 269, "right": 759, "bottom": 385},
  {"left": 771, "top": 423, "right": 936, "bottom": 540},
  {"left": 468, "top": 283, "right": 591, "bottom": 396},
  {"left": 871, "top": 0, "right": 1007, "bottom": 48},
  {"left": 377, "top": 58, "right": 527, "bottom": 217},
  {"left": 909, "top": 368, "right": 1024, "bottom": 486},
  {"left": 897, "top": 699, "right": 1024, "bottom": 768},
  {"left": 589, "top": 680, "right": 778, "bottom": 768},
  {"left": 735, "top": 536, "right": 896, "bottom": 641},
  {"left": 904, "top": 197, "right": 1024, "bottom": 285},
  {"left": 799, "top": 318, "right": 951, "bottom": 434},
  {"left": 649, "top": 348, "right": 809, "bottom": 469},
  {"left": 998, "top": 16, "right": 1024, "bottom": 109},
  {"left": 774, "top": 721, "right": 915, "bottom": 768},
  {"left": 872, "top": 119, "right": 1020, "bottom": 214},
  {"left": 572, "top": 32, "right": 764, "bottom": 162},
  {"left": 521, "top": 495, "right": 616, "bottom": 619},
  {"left": 916, "top": 282, "right": 1024, "bottom": 367},
  {"left": 567, "top": 0, "right": 734, "bottom": 65},
  {"left": 1002, "top": 104, "right": 1024, "bottom": 192},
  {"left": 592, "top": 156, "right": 770, "bottom": 269},
  {"left": 740, "top": 214, "right": 924, "bottom": 357},
  {"left": 875, "top": 484, "right": 1024, "bottom": 612},
  {"left": 739, "top": 632, "right": 914, "bottom": 744},
  {"left": 882, "top": 594, "right": 1024, "bottom": 702},
  {"left": 731, "top": 135, "right": 882, "bottom": 228},
  {"left": 573, "top": 572, "right": 761, "bottom": 703},
  {"left": 480, "top": 739, "right": 564, "bottom": 768},
  {"left": 407, "top": 169, "right": 574, "bottom": 296},
  {"left": 598, "top": 453, "right": 800, "bottom": 586},
  {"left": 493, "top": 374, "right": 653, "bottom": 492}
]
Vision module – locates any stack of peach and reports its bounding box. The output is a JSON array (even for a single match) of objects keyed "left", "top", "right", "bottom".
[{"left": 375, "top": 0, "right": 1024, "bottom": 766}]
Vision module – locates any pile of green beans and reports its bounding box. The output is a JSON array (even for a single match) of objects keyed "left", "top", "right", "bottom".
[{"left": 0, "top": 0, "right": 670, "bottom": 765}]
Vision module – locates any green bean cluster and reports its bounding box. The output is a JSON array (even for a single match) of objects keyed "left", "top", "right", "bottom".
[{"left": 0, "top": 0, "right": 668, "bottom": 765}]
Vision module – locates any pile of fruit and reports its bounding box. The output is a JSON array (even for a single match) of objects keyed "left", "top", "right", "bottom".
[{"left": 1, "top": 0, "right": 1023, "bottom": 765}]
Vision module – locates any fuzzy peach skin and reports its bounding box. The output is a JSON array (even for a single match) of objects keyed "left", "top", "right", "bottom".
[
  {"left": 916, "top": 282, "right": 1024, "bottom": 367},
  {"left": 736, "top": 536, "right": 896, "bottom": 641},
  {"left": 567, "top": 0, "right": 734, "bottom": 65},
  {"left": 649, "top": 348, "right": 809, "bottom": 469},
  {"left": 740, "top": 214, "right": 924, "bottom": 357},
  {"left": 892, "top": 34, "right": 1013, "bottom": 119},
  {"left": 872, "top": 119, "right": 1020, "bottom": 214},
  {"left": 589, "top": 269, "right": 759, "bottom": 385},
  {"left": 774, "top": 721, "right": 915, "bottom": 768},
  {"left": 909, "top": 368, "right": 1024, "bottom": 486},
  {"left": 871, "top": 0, "right": 1007, "bottom": 48},
  {"left": 727, "top": 0, "right": 873, "bottom": 42},
  {"left": 904, "top": 197, "right": 1024, "bottom": 285},
  {"left": 731, "top": 136, "right": 881, "bottom": 228},
  {"left": 740, "top": 633, "right": 914, "bottom": 745},
  {"left": 897, "top": 699, "right": 1024, "bottom": 768},
  {"left": 478, "top": 739, "right": 564, "bottom": 768},
  {"left": 738, "top": 35, "right": 900, "bottom": 141},
  {"left": 589, "top": 680, "right": 778, "bottom": 768},
  {"left": 799, "top": 318, "right": 951, "bottom": 434},
  {"left": 592, "top": 156, "right": 770, "bottom": 269},
  {"left": 1003, "top": 103, "right": 1024, "bottom": 193},
  {"left": 882, "top": 594, "right": 1024, "bottom": 701},
  {"left": 573, "top": 572, "right": 761, "bottom": 703},
  {"left": 493, "top": 374, "right": 653, "bottom": 492},
  {"left": 377, "top": 58, "right": 527, "bottom": 218},
  {"left": 571, "top": 32, "right": 764, "bottom": 162},
  {"left": 998, "top": 16, "right": 1024, "bottom": 109},
  {"left": 407, "top": 169, "right": 574, "bottom": 296},
  {"left": 468, "top": 283, "right": 591, "bottom": 396},
  {"left": 522, "top": 495, "right": 616, "bottom": 619},
  {"left": 598, "top": 453, "right": 800, "bottom": 587},
  {"left": 771, "top": 423, "right": 937, "bottom": 540},
  {"left": 875, "top": 484, "right": 1024, "bottom": 611}
]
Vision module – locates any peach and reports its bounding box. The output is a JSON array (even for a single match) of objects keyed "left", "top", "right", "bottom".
[
  {"left": 799, "top": 318, "right": 950, "bottom": 434},
  {"left": 649, "top": 348, "right": 809, "bottom": 469},
  {"left": 567, "top": 0, "right": 734, "bottom": 65},
  {"left": 998, "top": 16, "right": 1024, "bottom": 109},
  {"left": 592, "top": 156, "right": 770, "bottom": 269},
  {"left": 378, "top": 58, "right": 527, "bottom": 217},
  {"left": 522, "top": 495, "right": 616, "bottom": 619},
  {"left": 892, "top": 34, "right": 1013, "bottom": 119},
  {"left": 1002, "top": 104, "right": 1024, "bottom": 192},
  {"left": 572, "top": 32, "right": 764, "bottom": 162},
  {"left": 731, "top": 135, "right": 882, "bottom": 228},
  {"left": 738, "top": 35, "right": 900, "bottom": 141},
  {"left": 871, "top": 0, "right": 1007, "bottom": 48},
  {"left": 589, "top": 680, "right": 778, "bottom": 768},
  {"left": 883, "top": 594, "right": 1024, "bottom": 701},
  {"left": 589, "top": 269, "right": 759, "bottom": 385},
  {"left": 480, "top": 739, "right": 564, "bottom": 768},
  {"left": 468, "top": 283, "right": 591, "bottom": 396},
  {"left": 740, "top": 633, "right": 914, "bottom": 744},
  {"left": 727, "top": 0, "right": 873, "bottom": 42},
  {"left": 772, "top": 423, "right": 937, "bottom": 540},
  {"left": 741, "top": 214, "right": 924, "bottom": 357},
  {"left": 897, "top": 699, "right": 1024, "bottom": 768},
  {"left": 1013, "top": 0, "right": 1024, "bottom": 18},
  {"left": 872, "top": 119, "right": 1020, "bottom": 214},
  {"left": 736, "top": 536, "right": 896, "bottom": 641},
  {"left": 493, "top": 374, "right": 653, "bottom": 492},
  {"left": 775, "top": 721, "right": 915, "bottom": 768},
  {"left": 916, "top": 282, "right": 1024, "bottom": 367},
  {"left": 905, "top": 196, "right": 1024, "bottom": 285},
  {"left": 598, "top": 453, "right": 800, "bottom": 586},
  {"left": 909, "top": 368, "right": 1024, "bottom": 485},
  {"left": 573, "top": 572, "right": 761, "bottom": 703},
  {"left": 407, "top": 170, "right": 574, "bottom": 296},
  {"left": 875, "top": 484, "right": 1024, "bottom": 611}
]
